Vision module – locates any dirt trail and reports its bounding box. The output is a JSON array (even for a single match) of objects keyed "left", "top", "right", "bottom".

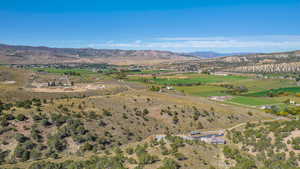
[
  {"left": 227, "top": 116, "right": 287, "bottom": 131},
  {"left": 150, "top": 116, "right": 288, "bottom": 142}
]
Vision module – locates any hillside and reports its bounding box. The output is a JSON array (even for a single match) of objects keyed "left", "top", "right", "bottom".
[
  {"left": 218, "top": 50, "right": 300, "bottom": 63},
  {"left": 0, "top": 44, "right": 196, "bottom": 65},
  {"left": 0, "top": 66, "right": 278, "bottom": 169},
  {"left": 214, "top": 50, "right": 300, "bottom": 73},
  {"left": 187, "top": 51, "right": 255, "bottom": 58}
]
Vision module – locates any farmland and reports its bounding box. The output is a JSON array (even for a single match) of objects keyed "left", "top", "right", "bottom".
[
  {"left": 128, "top": 69, "right": 174, "bottom": 75},
  {"left": 175, "top": 85, "right": 229, "bottom": 97},
  {"left": 228, "top": 96, "right": 281, "bottom": 106},
  {"left": 128, "top": 72, "right": 300, "bottom": 107},
  {"left": 31, "top": 67, "right": 96, "bottom": 75},
  {"left": 247, "top": 87, "right": 300, "bottom": 97},
  {"left": 129, "top": 73, "right": 248, "bottom": 86}
]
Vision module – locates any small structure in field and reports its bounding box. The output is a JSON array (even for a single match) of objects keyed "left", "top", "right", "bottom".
[
  {"left": 166, "top": 86, "right": 174, "bottom": 90},
  {"left": 209, "top": 96, "right": 233, "bottom": 102},
  {"left": 260, "top": 105, "right": 272, "bottom": 110},
  {"left": 190, "top": 131, "right": 201, "bottom": 135},
  {"left": 212, "top": 72, "right": 229, "bottom": 76}
]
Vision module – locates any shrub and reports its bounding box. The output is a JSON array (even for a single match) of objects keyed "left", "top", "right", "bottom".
[
  {"left": 16, "top": 114, "right": 27, "bottom": 121},
  {"left": 103, "top": 109, "right": 112, "bottom": 116},
  {"left": 81, "top": 143, "right": 93, "bottom": 152},
  {"left": 126, "top": 147, "right": 134, "bottom": 155},
  {"left": 15, "top": 133, "right": 29, "bottom": 143}
]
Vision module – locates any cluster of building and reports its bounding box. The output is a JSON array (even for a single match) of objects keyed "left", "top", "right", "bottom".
[
  {"left": 47, "top": 76, "right": 73, "bottom": 87},
  {"left": 189, "top": 131, "right": 226, "bottom": 144}
]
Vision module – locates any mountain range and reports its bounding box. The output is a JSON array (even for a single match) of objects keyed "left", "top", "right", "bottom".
[
  {"left": 1, "top": 43, "right": 300, "bottom": 65},
  {"left": 0, "top": 43, "right": 195, "bottom": 65}
]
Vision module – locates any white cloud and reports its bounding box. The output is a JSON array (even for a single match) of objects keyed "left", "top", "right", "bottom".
[
  {"left": 88, "top": 35, "right": 300, "bottom": 52},
  {"left": 157, "top": 35, "right": 300, "bottom": 42}
]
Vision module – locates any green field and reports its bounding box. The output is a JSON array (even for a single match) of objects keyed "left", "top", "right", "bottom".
[
  {"left": 32, "top": 68, "right": 96, "bottom": 75},
  {"left": 228, "top": 96, "right": 280, "bottom": 106},
  {"left": 229, "top": 79, "right": 296, "bottom": 93},
  {"left": 129, "top": 69, "right": 174, "bottom": 75},
  {"left": 175, "top": 85, "right": 229, "bottom": 97},
  {"left": 128, "top": 72, "right": 300, "bottom": 106},
  {"left": 129, "top": 74, "right": 249, "bottom": 86},
  {"left": 247, "top": 87, "right": 300, "bottom": 97}
]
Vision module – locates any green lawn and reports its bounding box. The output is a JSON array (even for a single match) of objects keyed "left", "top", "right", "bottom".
[{"left": 228, "top": 96, "right": 280, "bottom": 106}]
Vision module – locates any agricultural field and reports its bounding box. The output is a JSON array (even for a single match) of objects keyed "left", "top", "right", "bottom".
[
  {"left": 175, "top": 85, "right": 229, "bottom": 97},
  {"left": 128, "top": 72, "right": 300, "bottom": 107},
  {"left": 128, "top": 69, "right": 175, "bottom": 75},
  {"left": 227, "top": 96, "right": 281, "bottom": 106},
  {"left": 31, "top": 67, "right": 97, "bottom": 75},
  {"left": 247, "top": 87, "right": 300, "bottom": 97},
  {"left": 128, "top": 73, "right": 248, "bottom": 85}
]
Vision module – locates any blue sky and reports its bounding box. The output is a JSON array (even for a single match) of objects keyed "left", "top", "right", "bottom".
[{"left": 0, "top": 0, "right": 299, "bottom": 52}]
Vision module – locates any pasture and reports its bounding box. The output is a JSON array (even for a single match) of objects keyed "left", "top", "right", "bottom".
[
  {"left": 129, "top": 72, "right": 300, "bottom": 107},
  {"left": 246, "top": 87, "right": 300, "bottom": 97},
  {"left": 175, "top": 85, "right": 229, "bottom": 97},
  {"left": 229, "top": 78, "right": 296, "bottom": 93},
  {"left": 228, "top": 96, "right": 281, "bottom": 106},
  {"left": 129, "top": 73, "right": 249, "bottom": 86}
]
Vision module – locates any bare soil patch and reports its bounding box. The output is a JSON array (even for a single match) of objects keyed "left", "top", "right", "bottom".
[{"left": 28, "top": 83, "right": 106, "bottom": 93}]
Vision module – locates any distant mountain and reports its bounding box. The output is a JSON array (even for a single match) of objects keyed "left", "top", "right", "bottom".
[
  {"left": 187, "top": 51, "right": 256, "bottom": 58},
  {"left": 0, "top": 43, "right": 196, "bottom": 65}
]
